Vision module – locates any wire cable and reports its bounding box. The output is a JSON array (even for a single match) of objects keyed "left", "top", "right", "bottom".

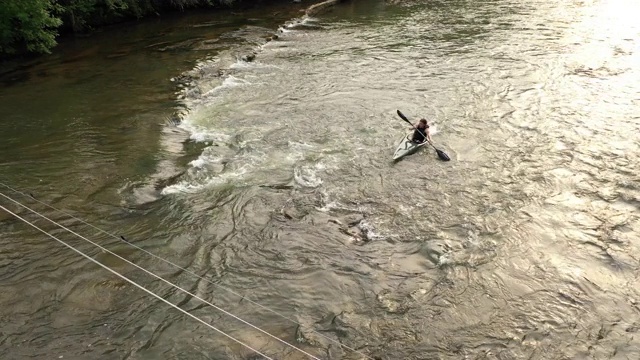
[
  {"left": 0, "top": 203, "right": 274, "bottom": 360},
  {"left": 0, "top": 191, "right": 322, "bottom": 360},
  {"left": 0, "top": 181, "right": 374, "bottom": 360}
]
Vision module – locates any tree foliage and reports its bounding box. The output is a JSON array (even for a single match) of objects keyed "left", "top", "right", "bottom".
[
  {"left": 0, "top": 0, "right": 62, "bottom": 54},
  {"left": 0, "top": 0, "right": 235, "bottom": 57}
]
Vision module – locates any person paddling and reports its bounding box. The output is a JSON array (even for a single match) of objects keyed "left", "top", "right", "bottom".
[{"left": 411, "top": 118, "right": 432, "bottom": 144}]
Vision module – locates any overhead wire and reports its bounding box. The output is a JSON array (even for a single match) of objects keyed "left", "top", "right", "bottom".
[
  {"left": 0, "top": 203, "right": 275, "bottom": 360},
  {"left": 0, "top": 181, "right": 375, "bottom": 360},
  {"left": 0, "top": 190, "right": 324, "bottom": 360}
]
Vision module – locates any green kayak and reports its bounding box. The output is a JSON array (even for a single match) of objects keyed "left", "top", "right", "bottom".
[{"left": 393, "top": 133, "right": 427, "bottom": 161}]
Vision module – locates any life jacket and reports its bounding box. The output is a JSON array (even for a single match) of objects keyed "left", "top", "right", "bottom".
[{"left": 413, "top": 124, "right": 429, "bottom": 143}]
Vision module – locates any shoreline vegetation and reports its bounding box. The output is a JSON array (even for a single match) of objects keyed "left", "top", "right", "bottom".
[{"left": 0, "top": 0, "right": 346, "bottom": 59}]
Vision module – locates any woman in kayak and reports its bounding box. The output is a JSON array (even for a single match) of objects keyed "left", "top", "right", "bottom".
[{"left": 411, "top": 118, "right": 432, "bottom": 144}]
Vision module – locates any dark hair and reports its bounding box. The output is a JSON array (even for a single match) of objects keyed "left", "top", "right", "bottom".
[{"left": 419, "top": 119, "right": 427, "bottom": 124}]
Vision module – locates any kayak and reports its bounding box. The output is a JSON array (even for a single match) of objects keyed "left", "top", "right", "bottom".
[{"left": 393, "top": 133, "right": 428, "bottom": 161}]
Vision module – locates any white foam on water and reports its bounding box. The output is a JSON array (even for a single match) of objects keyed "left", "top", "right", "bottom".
[
  {"left": 314, "top": 162, "right": 326, "bottom": 170},
  {"left": 189, "top": 157, "right": 208, "bottom": 169},
  {"left": 286, "top": 141, "right": 314, "bottom": 161},
  {"left": 161, "top": 165, "right": 250, "bottom": 195},
  {"left": 178, "top": 120, "right": 231, "bottom": 143},
  {"left": 293, "top": 164, "right": 323, "bottom": 188},
  {"left": 161, "top": 150, "right": 265, "bottom": 195},
  {"left": 298, "top": 16, "right": 320, "bottom": 26},
  {"left": 438, "top": 253, "right": 452, "bottom": 267},
  {"left": 165, "top": 21, "right": 325, "bottom": 198},
  {"left": 230, "top": 61, "right": 254, "bottom": 70},
  {"left": 316, "top": 201, "right": 339, "bottom": 212},
  {"left": 230, "top": 61, "right": 281, "bottom": 71},
  {"left": 288, "top": 140, "right": 314, "bottom": 149},
  {"left": 280, "top": 16, "right": 320, "bottom": 33},
  {"left": 205, "top": 75, "right": 250, "bottom": 96},
  {"left": 188, "top": 151, "right": 226, "bottom": 169},
  {"left": 161, "top": 136, "right": 268, "bottom": 196},
  {"left": 315, "top": 190, "right": 362, "bottom": 213},
  {"left": 286, "top": 152, "right": 305, "bottom": 162},
  {"left": 161, "top": 181, "right": 200, "bottom": 195},
  {"left": 397, "top": 204, "right": 414, "bottom": 215},
  {"left": 180, "top": 75, "right": 252, "bottom": 110},
  {"left": 175, "top": 72, "right": 256, "bottom": 143},
  {"left": 358, "top": 220, "right": 384, "bottom": 240}
]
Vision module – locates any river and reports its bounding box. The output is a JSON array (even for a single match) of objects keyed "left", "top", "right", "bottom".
[{"left": 1, "top": 0, "right": 639, "bottom": 359}]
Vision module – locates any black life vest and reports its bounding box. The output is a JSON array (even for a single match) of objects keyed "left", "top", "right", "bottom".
[{"left": 413, "top": 124, "right": 429, "bottom": 143}]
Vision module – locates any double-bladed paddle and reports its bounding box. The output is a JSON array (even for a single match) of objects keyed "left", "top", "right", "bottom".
[{"left": 396, "top": 109, "right": 450, "bottom": 161}]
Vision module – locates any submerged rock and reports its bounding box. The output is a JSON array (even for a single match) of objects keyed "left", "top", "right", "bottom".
[
  {"left": 327, "top": 213, "right": 373, "bottom": 243},
  {"left": 153, "top": 170, "right": 186, "bottom": 190},
  {"left": 259, "top": 183, "right": 294, "bottom": 190},
  {"left": 281, "top": 205, "right": 307, "bottom": 220},
  {"left": 242, "top": 52, "right": 256, "bottom": 62},
  {"left": 341, "top": 213, "right": 365, "bottom": 227},
  {"left": 295, "top": 324, "right": 323, "bottom": 347},
  {"left": 376, "top": 290, "right": 409, "bottom": 314},
  {"left": 306, "top": 0, "right": 346, "bottom": 16}
]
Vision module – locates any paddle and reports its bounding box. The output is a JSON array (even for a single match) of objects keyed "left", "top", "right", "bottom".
[{"left": 396, "top": 110, "right": 450, "bottom": 161}]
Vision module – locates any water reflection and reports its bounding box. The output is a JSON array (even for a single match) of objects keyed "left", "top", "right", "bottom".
[{"left": 1, "top": 0, "right": 640, "bottom": 358}]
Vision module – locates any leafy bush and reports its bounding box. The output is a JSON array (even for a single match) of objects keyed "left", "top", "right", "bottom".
[
  {"left": 0, "top": 0, "right": 62, "bottom": 54},
  {"left": 0, "top": 0, "right": 241, "bottom": 56}
]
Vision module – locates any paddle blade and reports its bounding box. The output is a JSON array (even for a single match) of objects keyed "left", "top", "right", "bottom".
[
  {"left": 436, "top": 149, "right": 450, "bottom": 161},
  {"left": 396, "top": 109, "right": 411, "bottom": 124}
]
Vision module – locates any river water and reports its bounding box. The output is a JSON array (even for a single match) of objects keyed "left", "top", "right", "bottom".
[{"left": 1, "top": 0, "right": 639, "bottom": 359}]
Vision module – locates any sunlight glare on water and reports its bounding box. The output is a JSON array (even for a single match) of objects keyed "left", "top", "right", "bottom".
[{"left": 1, "top": 0, "right": 640, "bottom": 359}]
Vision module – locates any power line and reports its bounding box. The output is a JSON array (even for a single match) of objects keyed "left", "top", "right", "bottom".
[
  {"left": 0, "top": 190, "right": 323, "bottom": 360},
  {"left": 0, "top": 203, "right": 275, "bottom": 360},
  {"left": 0, "top": 181, "right": 374, "bottom": 360}
]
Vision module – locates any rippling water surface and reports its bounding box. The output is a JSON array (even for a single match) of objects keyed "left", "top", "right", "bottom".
[{"left": 1, "top": 0, "right": 640, "bottom": 359}]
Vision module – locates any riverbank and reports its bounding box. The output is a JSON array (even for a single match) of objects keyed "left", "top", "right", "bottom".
[
  {"left": 0, "top": 0, "right": 283, "bottom": 59},
  {"left": 0, "top": 0, "right": 350, "bottom": 206},
  {"left": 0, "top": 0, "right": 348, "bottom": 90}
]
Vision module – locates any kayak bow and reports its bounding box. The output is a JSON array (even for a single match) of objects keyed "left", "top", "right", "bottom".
[{"left": 393, "top": 134, "right": 428, "bottom": 161}]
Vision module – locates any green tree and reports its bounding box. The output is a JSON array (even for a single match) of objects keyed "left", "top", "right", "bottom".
[
  {"left": 0, "top": 0, "right": 238, "bottom": 56},
  {"left": 57, "top": 0, "right": 99, "bottom": 32},
  {"left": 0, "top": 0, "right": 62, "bottom": 55},
  {"left": 57, "top": 0, "right": 137, "bottom": 32}
]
